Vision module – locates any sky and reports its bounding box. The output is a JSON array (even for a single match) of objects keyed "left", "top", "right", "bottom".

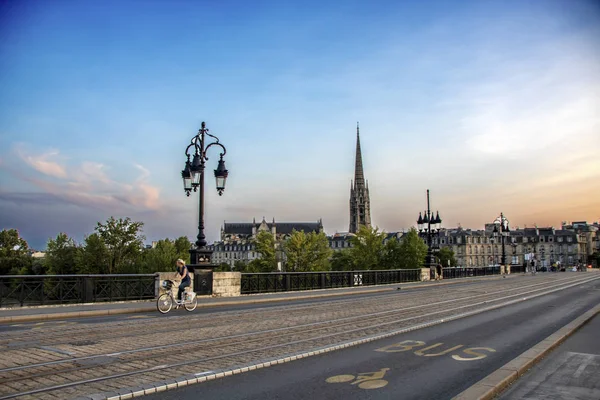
[{"left": 1, "top": 0, "right": 599, "bottom": 250}]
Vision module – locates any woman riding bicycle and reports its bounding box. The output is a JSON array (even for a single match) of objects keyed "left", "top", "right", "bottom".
[{"left": 175, "top": 259, "right": 191, "bottom": 305}]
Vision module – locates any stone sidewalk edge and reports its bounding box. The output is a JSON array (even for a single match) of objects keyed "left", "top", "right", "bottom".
[
  {"left": 0, "top": 275, "right": 511, "bottom": 323},
  {"left": 452, "top": 301, "right": 600, "bottom": 400}
]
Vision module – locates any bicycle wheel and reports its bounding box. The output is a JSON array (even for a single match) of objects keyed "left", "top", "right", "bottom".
[
  {"left": 184, "top": 295, "right": 197, "bottom": 312},
  {"left": 157, "top": 293, "right": 173, "bottom": 314}
]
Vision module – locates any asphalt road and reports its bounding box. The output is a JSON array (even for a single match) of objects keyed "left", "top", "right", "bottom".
[
  {"left": 498, "top": 313, "right": 600, "bottom": 399},
  {"left": 145, "top": 278, "right": 600, "bottom": 400}
]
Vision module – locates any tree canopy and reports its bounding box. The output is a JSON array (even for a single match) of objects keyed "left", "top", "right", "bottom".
[{"left": 282, "top": 230, "right": 331, "bottom": 272}]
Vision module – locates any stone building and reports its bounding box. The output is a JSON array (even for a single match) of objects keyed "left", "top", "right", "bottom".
[
  {"left": 435, "top": 226, "right": 588, "bottom": 268},
  {"left": 209, "top": 217, "right": 324, "bottom": 269}
]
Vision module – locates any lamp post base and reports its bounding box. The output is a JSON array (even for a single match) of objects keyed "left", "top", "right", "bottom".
[{"left": 189, "top": 248, "right": 215, "bottom": 267}]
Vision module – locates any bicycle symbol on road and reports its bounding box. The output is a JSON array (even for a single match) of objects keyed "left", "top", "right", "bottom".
[{"left": 326, "top": 367, "right": 389, "bottom": 389}]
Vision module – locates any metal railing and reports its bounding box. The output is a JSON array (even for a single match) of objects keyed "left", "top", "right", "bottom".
[
  {"left": 0, "top": 274, "right": 158, "bottom": 307},
  {"left": 442, "top": 266, "right": 501, "bottom": 279},
  {"left": 241, "top": 269, "right": 421, "bottom": 295},
  {"left": 510, "top": 264, "right": 526, "bottom": 274}
]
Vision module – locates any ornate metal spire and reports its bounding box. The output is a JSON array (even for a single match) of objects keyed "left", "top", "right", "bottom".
[{"left": 354, "top": 122, "right": 365, "bottom": 189}]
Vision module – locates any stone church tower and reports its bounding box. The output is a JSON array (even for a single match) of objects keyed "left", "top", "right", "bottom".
[{"left": 349, "top": 122, "right": 372, "bottom": 233}]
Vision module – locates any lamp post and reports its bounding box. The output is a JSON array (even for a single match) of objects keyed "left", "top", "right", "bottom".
[
  {"left": 181, "top": 121, "right": 229, "bottom": 266},
  {"left": 492, "top": 212, "right": 510, "bottom": 266},
  {"left": 417, "top": 189, "right": 442, "bottom": 272}
]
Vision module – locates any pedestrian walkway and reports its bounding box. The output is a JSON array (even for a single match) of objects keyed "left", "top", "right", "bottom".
[
  {"left": 0, "top": 274, "right": 522, "bottom": 323},
  {"left": 498, "top": 312, "right": 600, "bottom": 399}
]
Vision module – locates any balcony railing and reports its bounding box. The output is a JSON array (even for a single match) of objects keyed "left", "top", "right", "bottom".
[
  {"left": 0, "top": 274, "right": 158, "bottom": 307},
  {"left": 241, "top": 269, "right": 421, "bottom": 295}
]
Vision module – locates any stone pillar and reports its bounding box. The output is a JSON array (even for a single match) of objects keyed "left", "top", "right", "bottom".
[
  {"left": 212, "top": 272, "right": 241, "bottom": 297},
  {"left": 420, "top": 268, "right": 431, "bottom": 282}
]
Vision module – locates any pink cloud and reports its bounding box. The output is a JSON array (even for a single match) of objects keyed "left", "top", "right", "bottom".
[{"left": 17, "top": 148, "right": 67, "bottom": 179}]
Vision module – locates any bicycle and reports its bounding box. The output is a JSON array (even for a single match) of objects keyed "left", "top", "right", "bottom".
[{"left": 157, "top": 280, "right": 198, "bottom": 314}]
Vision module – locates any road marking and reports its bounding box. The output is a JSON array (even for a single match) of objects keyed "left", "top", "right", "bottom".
[
  {"left": 414, "top": 343, "right": 464, "bottom": 357},
  {"left": 451, "top": 347, "right": 496, "bottom": 361},
  {"left": 326, "top": 374, "right": 355, "bottom": 383},
  {"left": 376, "top": 340, "right": 495, "bottom": 361},
  {"left": 571, "top": 352, "right": 596, "bottom": 378},
  {"left": 375, "top": 340, "right": 426, "bottom": 353},
  {"left": 326, "top": 368, "right": 389, "bottom": 390}
]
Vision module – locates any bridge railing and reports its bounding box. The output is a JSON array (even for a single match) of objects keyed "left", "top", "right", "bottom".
[
  {"left": 441, "top": 266, "right": 501, "bottom": 279},
  {"left": 0, "top": 274, "right": 158, "bottom": 307},
  {"left": 240, "top": 269, "right": 421, "bottom": 295},
  {"left": 510, "top": 264, "right": 526, "bottom": 273}
]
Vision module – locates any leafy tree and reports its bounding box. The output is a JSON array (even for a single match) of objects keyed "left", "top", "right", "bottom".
[
  {"left": 381, "top": 237, "right": 404, "bottom": 269},
  {"left": 330, "top": 250, "right": 355, "bottom": 271},
  {"left": 248, "top": 231, "right": 277, "bottom": 272},
  {"left": 283, "top": 230, "right": 332, "bottom": 272},
  {"left": 0, "top": 229, "right": 32, "bottom": 275},
  {"left": 77, "top": 233, "right": 110, "bottom": 274},
  {"left": 0, "top": 229, "right": 29, "bottom": 257},
  {"left": 143, "top": 239, "right": 178, "bottom": 272},
  {"left": 174, "top": 236, "right": 192, "bottom": 264},
  {"left": 45, "top": 233, "right": 80, "bottom": 275},
  {"left": 397, "top": 228, "right": 429, "bottom": 269},
  {"left": 233, "top": 260, "right": 248, "bottom": 271},
  {"left": 95, "top": 217, "right": 145, "bottom": 273},
  {"left": 348, "top": 226, "right": 387, "bottom": 270},
  {"left": 437, "top": 247, "right": 457, "bottom": 268}
]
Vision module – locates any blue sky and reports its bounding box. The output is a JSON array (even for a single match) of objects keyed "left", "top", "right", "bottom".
[{"left": 1, "top": 0, "right": 599, "bottom": 249}]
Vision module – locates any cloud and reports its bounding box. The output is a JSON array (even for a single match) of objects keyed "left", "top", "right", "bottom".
[
  {"left": 16, "top": 147, "right": 67, "bottom": 178},
  {"left": 4, "top": 144, "right": 165, "bottom": 213}
]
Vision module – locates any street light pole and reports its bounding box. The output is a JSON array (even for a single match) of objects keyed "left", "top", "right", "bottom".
[
  {"left": 417, "top": 189, "right": 442, "bottom": 274},
  {"left": 492, "top": 212, "right": 510, "bottom": 266},
  {"left": 181, "top": 121, "right": 229, "bottom": 266}
]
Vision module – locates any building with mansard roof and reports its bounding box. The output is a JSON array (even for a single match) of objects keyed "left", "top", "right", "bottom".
[
  {"left": 434, "top": 226, "right": 588, "bottom": 268},
  {"left": 220, "top": 217, "right": 324, "bottom": 243}
]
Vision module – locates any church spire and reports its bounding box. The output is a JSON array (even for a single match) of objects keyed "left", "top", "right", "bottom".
[
  {"left": 354, "top": 122, "right": 365, "bottom": 190},
  {"left": 349, "top": 122, "right": 371, "bottom": 233}
]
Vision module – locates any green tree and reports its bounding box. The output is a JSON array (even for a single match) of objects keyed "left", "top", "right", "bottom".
[
  {"left": 397, "top": 228, "right": 429, "bottom": 269},
  {"left": 77, "top": 233, "right": 109, "bottom": 274},
  {"left": 330, "top": 250, "right": 355, "bottom": 271},
  {"left": 381, "top": 237, "right": 404, "bottom": 269},
  {"left": 95, "top": 216, "right": 145, "bottom": 273},
  {"left": 233, "top": 260, "right": 248, "bottom": 271},
  {"left": 142, "top": 239, "right": 178, "bottom": 272},
  {"left": 0, "top": 229, "right": 29, "bottom": 257},
  {"left": 174, "top": 236, "right": 192, "bottom": 264},
  {"left": 248, "top": 231, "right": 277, "bottom": 272},
  {"left": 437, "top": 247, "right": 457, "bottom": 268},
  {"left": 45, "top": 233, "right": 80, "bottom": 275},
  {"left": 0, "top": 229, "right": 32, "bottom": 275},
  {"left": 348, "top": 226, "right": 387, "bottom": 270},
  {"left": 283, "top": 230, "right": 332, "bottom": 272}
]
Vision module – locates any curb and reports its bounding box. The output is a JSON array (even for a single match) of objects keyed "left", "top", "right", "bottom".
[
  {"left": 452, "top": 302, "right": 600, "bottom": 400},
  {"left": 0, "top": 274, "right": 512, "bottom": 324}
]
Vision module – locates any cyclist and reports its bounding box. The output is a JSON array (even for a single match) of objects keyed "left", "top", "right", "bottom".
[{"left": 175, "top": 259, "right": 191, "bottom": 307}]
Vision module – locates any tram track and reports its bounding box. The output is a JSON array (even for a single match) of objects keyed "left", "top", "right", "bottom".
[{"left": 0, "top": 274, "right": 597, "bottom": 399}]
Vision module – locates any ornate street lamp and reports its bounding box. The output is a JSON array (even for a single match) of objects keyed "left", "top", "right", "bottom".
[
  {"left": 417, "top": 190, "right": 442, "bottom": 272},
  {"left": 182, "top": 121, "right": 229, "bottom": 265},
  {"left": 493, "top": 212, "right": 510, "bottom": 266}
]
